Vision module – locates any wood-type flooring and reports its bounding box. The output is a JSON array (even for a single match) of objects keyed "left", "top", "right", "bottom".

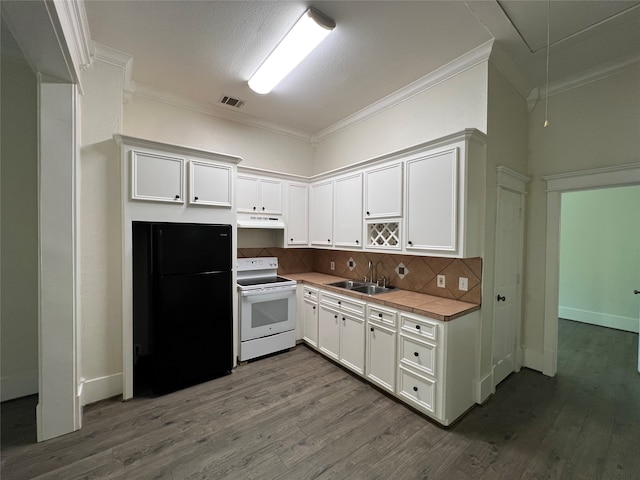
[{"left": 2, "top": 319, "right": 639, "bottom": 479}]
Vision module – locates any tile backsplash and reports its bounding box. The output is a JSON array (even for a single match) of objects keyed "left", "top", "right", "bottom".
[{"left": 238, "top": 248, "right": 482, "bottom": 304}]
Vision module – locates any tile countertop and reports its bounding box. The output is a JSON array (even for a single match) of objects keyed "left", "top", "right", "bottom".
[{"left": 285, "top": 272, "right": 480, "bottom": 322}]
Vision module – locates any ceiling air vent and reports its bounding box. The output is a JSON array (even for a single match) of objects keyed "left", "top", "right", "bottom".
[{"left": 219, "top": 95, "right": 245, "bottom": 108}]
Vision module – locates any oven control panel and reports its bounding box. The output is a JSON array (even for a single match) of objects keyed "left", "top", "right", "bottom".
[{"left": 237, "top": 257, "right": 278, "bottom": 271}]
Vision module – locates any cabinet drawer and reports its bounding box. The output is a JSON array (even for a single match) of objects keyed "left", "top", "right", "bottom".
[
  {"left": 303, "top": 286, "right": 318, "bottom": 302},
  {"left": 320, "top": 291, "right": 365, "bottom": 316},
  {"left": 367, "top": 304, "right": 397, "bottom": 327},
  {"left": 400, "top": 313, "right": 438, "bottom": 342},
  {"left": 399, "top": 333, "right": 436, "bottom": 377},
  {"left": 397, "top": 365, "right": 436, "bottom": 415}
]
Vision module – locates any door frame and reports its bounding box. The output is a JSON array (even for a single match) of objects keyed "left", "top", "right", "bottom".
[
  {"left": 492, "top": 167, "right": 530, "bottom": 390},
  {"left": 542, "top": 163, "right": 640, "bottom": 376}
]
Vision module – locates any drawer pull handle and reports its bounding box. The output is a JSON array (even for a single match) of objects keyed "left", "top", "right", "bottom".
[
  {"left": 370, "top": 327, "right": 374, "bottom": 332},
  {"left": 415, "top": 325, "right": 421, "bottom": 330},
  {"left": 378, "top": 313, "right": 383, "bottom": 318},
  {"left": 338, "top": 301, "right": 341, "bottom": 305},
  {"left": 414, "top": 352, "right": 419, "bottom": 357},
  {"left": 413, "top": 386, "right": 418, "bottom": 392}
]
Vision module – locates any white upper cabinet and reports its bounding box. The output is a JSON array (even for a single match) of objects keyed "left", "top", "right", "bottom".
[
  {"left": 237, "top": 175, "right": 282, "bottom": 214},
  {"left": 131, "top": 151, "right": 184, "bottom": 203},
  {"left": 333, "top": 173, "right": 363, "bottom": 248},
  {"left": 364, "top": 162, "right": 402, "bottom": 219},
  {"left": 260, "top": 178, "right": 283, "bottom": 214},
  {"left": 189, "top": 160, "right": 232, "bottom": 207},
  {"left": 310, "top": 180, "right": 334, "bottom": 246},
  {"left": 405, "top": 149, "right": 458, "bottom": 252},
  {"left": 286, "top": 183, "right": 309, "bottom": 245}
]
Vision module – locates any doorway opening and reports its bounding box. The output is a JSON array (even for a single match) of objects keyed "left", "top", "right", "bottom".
[{"left": 542, "top": 164, "right": 640, "bottom": 377}]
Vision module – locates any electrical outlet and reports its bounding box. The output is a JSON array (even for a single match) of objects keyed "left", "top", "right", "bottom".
[
  {"left": 459, "top": 277, "right": 468, "bottom": 291},
  {"left": 330, "top": 261, "right": 335, "bottom": 270},
  {"left": 437, "top": 275, "right": 446, "bottom": 288}
]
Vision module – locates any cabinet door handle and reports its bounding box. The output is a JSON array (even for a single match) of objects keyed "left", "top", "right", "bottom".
[
  {"left": 262, "top": 206, "right": 265, "bottom": 211},
  {"left": 338, "top": 301, "right": 341, "bottom": 305},
  {"left": 370, "top": 327, "right": 374, "bottom": 332},
  {"left": 408, "top": 240, "right": 413, "bottom": 246},
  {"left": 174, "top": 194, "right": 180, "bottom": 200},
  {"left": 355, "top": 240, "right": 359, "bottom": 244},
  {"left": 327, "top": 239, "right": 331, "bottom": 243},
  {"left": 496, "top": 295, "right": 506, "bottom": 302},
  {"left": 334, "top": 315, "right": 338, "bottom": 319},
  {"left": 378, "top": 313, "right": 383, "bottom": 318},
  {"left": 194, "top": 196, "right": 199, "bottom": 201},
  {"left": 312, "top": 306, "right": 316, "bottom": 310},
  {"left": 415, "top": 325, "right": 421, "bottom": 330},
  {"left": 414, "top": 352, "right": 419, "bottom": 357},
  {"left": 252, "top": 206, "right": 256, "bottom": 211},
  {"left": 366, "top": 211, "right": 370, "bottom": 215},
  {"left": 634, "top": 289, "right": 640, "bottom": 295},
  {"left": 413, "top": 386, "right": 418, "bottom": 392},
  {"left": 290, "top": 238, "right": 294, "bottom": 242}
]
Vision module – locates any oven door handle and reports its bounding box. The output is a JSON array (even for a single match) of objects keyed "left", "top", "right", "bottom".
[{"left": 239, "top": 285, "right": 297, "bottom": 297}]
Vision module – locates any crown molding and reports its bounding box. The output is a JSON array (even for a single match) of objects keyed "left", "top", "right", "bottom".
[
  {"left": 312, "top": 40, "right": 494, "bottom": 143},
  {"left": 113, "top": 134, "right": 243, "bottom": 165},
  {"left": 131, "top": 83, "right": 312, "bottom": 142},
  {"left": 93, "top": 42, "right": 135, "bottom": 100},
  {"left": 527, "top": 53, "right": 640, "bottom": 111},
  {"left": 52, "top": 0, "right": 92, "bottom": 71}
]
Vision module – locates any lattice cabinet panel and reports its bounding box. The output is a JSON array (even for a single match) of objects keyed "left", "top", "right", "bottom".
[{"left": 367, "top": 221, "right": 401, "bottom": 250}]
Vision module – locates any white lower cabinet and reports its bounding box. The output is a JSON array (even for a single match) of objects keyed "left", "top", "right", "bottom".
[
  {"left": 365, "top": 304, "right": 397, "bottom": 393},
  {"left": 318, "top": 304, "right": 340, "bottom": 361},
  {"left": 302, "top": 286, "right": 319, "bottom": 347},
  {"left": 318, "top": 291, "right": 365, "bottom": 374},
  {"left": 303, "top": 285, "right": 479, "bottom": 426},
  {"left": 340, "top": 312, "right": 365, "bottom": 375}
]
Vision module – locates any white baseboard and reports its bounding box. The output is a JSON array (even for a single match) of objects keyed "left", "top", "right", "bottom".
[
  {"left": 474, "top": 371, "right": 493, "bottom": 404},
  {"left": 81, "top": 373, "right": 123, "bottom": 406},
  {"left": 523, "top": 347, "right": 544, "bottom": 373},
  {"left": 1, "top": 369, "right": 38, "bottom": 401},
  {"left": 559, "top": 306, "right": 639, "bottom": 333}
]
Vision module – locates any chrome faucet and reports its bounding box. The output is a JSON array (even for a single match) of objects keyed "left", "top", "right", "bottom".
[{"left": 368, "top": 260, "right": 375, "bottom": 285}]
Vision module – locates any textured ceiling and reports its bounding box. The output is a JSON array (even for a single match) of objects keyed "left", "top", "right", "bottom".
[{"left": 84, "top": 1, "right": 640, "bottom": 135}]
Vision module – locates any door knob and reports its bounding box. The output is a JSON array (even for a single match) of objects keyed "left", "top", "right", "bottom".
[
  {"left": 496, "top": 295, "right": 506, "bottom": 302},
  {"left": 634, "top": 290, "right": 640, "bottom": 295}
]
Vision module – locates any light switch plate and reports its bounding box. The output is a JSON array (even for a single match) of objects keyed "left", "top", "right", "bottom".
[
  {"left": 459, "top": 277, "right": 468, "bottom": 291},
  {"left": 330, "top": 261, "right": 335, "bottom": 270},
  {"left": 437, "top": 275, "right": 446, "bottom": 288}
]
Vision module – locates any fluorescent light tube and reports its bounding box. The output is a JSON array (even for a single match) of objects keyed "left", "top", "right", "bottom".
[{"left": 248, "top": 8, "right": 335, "bottom": 95}]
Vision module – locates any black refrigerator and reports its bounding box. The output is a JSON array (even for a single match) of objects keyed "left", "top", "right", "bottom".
[{"left": 133, "top": 222, "right": 233, "bottom": 396}]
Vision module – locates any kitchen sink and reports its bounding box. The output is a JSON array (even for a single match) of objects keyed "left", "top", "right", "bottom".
[
  {"left": 350, "top": 284, "right": 395, "bottom": 295},
  {"left": 327, "top": 280, "right": 395, "bottom": 295},
  {"left": 327, "top": 280, "right": 367, "bottom": 289}
]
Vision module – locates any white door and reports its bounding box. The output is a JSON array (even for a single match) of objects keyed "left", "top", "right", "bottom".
[{"left": 493, "top": 187, "right": 525, "bottom": 386}]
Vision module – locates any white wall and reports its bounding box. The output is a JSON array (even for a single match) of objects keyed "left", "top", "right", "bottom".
[
  {"left": 79, "top": 59, "right": 126, "bottom": 404},
  {"left": 482, "top": 62, "right": 529, "bottom": 394},
  {"left": 124, "top": 96, "right": 314, "bottom": 176},
  {"left": 559, "top": 186, "right": 640, "bottom": 333},
  {"left": 524, "top": 66, "right": 640, "bottom": 363},
  {"left": 313, "top": 62, "right": 488, "bottom": 174},
  {"left": 0, "top": 52, "right": 39, "bottom": 401}
]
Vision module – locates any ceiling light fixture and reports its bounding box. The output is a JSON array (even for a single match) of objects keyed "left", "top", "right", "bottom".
[{"left": 248, "top": 8, "right": 335, "bottom": 95}]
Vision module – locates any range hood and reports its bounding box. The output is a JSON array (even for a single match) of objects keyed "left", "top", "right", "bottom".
[{"left": 237, "top": 214, "right": 285, "bottom": 229}]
